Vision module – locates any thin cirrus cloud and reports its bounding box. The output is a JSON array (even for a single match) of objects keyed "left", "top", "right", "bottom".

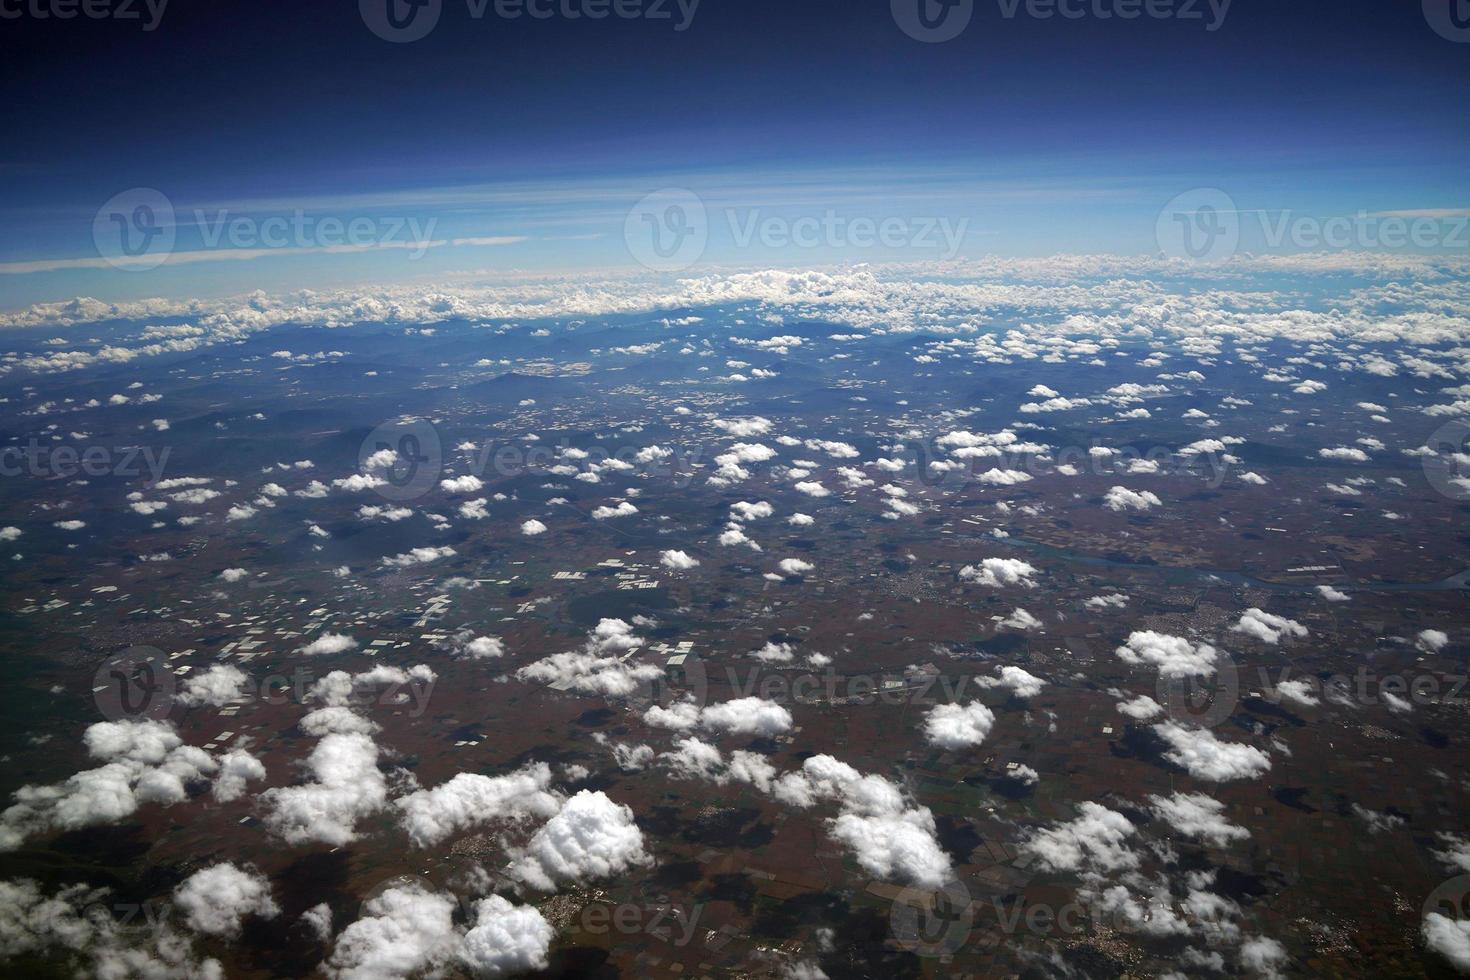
[
  {"left": 0, "top": 162, "right": 1138, "bottom": 284},
  {"left": 0, "top": 236, "right": 529, "bottom": 275}
]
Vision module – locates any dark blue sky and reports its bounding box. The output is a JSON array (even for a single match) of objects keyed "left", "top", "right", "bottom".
[{"left": 1, "top": 0, "right": 1467, "bottom": 304}]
